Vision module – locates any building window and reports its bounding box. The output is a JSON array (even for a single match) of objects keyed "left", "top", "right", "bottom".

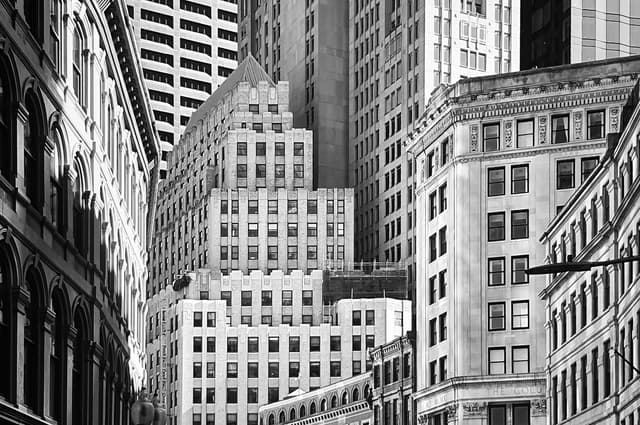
[
  {"left": 193, "top": 311, "right": 202, "bottom": 327},
  {"left": 268, "top": 362, "right": 279, "bottom": 378},
  {"left": 511, "top": 210, "right": 529, "bottom": 239},
  {"left": 512, "top": 256, "right": 529, "bottom": 284},
  {"left": 587, "top": 110, "right": 605, "bottom": 140},
  {"left": 552, "top": 115, "right": 570, "bottom": 143},
  {"left": 282, "top": 290, "right": 293, "bottom": 306},
  {"left": 227, "top": 362, "right": 238, "bottom": 378},
  {"left": 483, "top": 123, "right": 500, "bottom": 152},
  {"left": 511, "top": 165, "right": 529, "bottom": 194},
  {"left": 193, "top": 337, "right": 202, "bottom": 352},
  {"left": 302, "top": 290, "right": 313, "bottom": 306},
  {"left": 207, "top": 362, "right": 215, "bottom": 378},
  {"left": 241, "top": 291, "right": 252, "bottom": 306},
  {"left": 206, "top": 337, "right": 215, "bottom": 352},
  {"left": 227, "top": 337, "right": 238, "bottom": 352},
  {"left": 310, "top": 362, "right": 321, "bottom": 377},
  {"left": 366, "top": 310, "right": 375, "bottom": 325},
  {"left": 269, "top": 337, "right": 279, "bottom": 352},
  {"left": 489, "top": 303, "right": 506, "bottom": 331},
  {"left": 227, "top": 388, "right": 238, "bottom": 404},
  {"left": 289, "top": 336, "right": 300, "bottom": 352},
  {"left": 439, "top": 183, "right": 447, "bottom": 211},
  {"left": 330, "top": 361, "right": 342, "bottom": 377},
  {"left": 488, "top": 167, "right": 505, "bottom": 196},
  {"left": 275, "top": 142, "right": 285, "bottom": 156},
  {"left": 516, "top": 119, "right": 534, "bottom": 147},
  {"left": 512, "top": 301, "right": 529, "bottom": 329},
  {"left": 488, "top": 347, "right": 506, "bottom": 374},
  {"left": 488, "top": 405, "right": 506, "bottom": 425},
  {"left": 429, "top": 234, "right": 437, "bottom": 261},
  {"left": 557, "top": 160, "right": 575, "bottom": 189},
  {"left": 581, "top": 157, "right": 598, "bottom": 182},
  {"left": 488, "top": 212, "right": 505, "bottom": 241},
  {"left": 352, "top": 335, "right": 361, "bottom": 351},
  {"left": 488, "top": 257, "right": 505, "bottom": 286},
  {"left": 512, "top": 346, "right": 530, "bottom": 374},
  {"left": 352, "top": 310, "right": 361, "bottom": 325},
  {"left": 262, "top": 290, "right": 272, "bottom": 306},
  {"left": 512, "top": 404, "right": 530, "bottom": 425},
  {"left": 72, "top": 26, "right": 85, "bottom": 106}
]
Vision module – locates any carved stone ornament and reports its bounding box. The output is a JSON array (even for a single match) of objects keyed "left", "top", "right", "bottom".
[
  {"left": 446, "top": 404, "right": 458, "bottom": 421},
  {"left": 539, "top": 116, "right": 547, "bottom": 144},
  {"left": 574, "top": 111, "right": 583, "bottom": 141},
  {"left": 504, "top": 121, "right": 513, "bottom": 148},
  {"left": 610, "top": 107, "right": 620, "bottom": 133},
  {"left": 417, "top": 413, "right": 429, "bottom": 425},
  {"left": 470, "top": 125, "right": 479, "bottom": 152},
  {"left": 531, "top": 399, "right": 547, "bottom": 416},
  {"left": 462, "top": 402, "right": 487, "bottom": 417}
]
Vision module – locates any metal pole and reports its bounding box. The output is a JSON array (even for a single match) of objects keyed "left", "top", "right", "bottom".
[{"left": 611, "top": 348, "right": 640, "bottom": 375}]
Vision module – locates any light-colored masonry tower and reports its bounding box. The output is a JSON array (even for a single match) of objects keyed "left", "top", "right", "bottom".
[{"left": 149, "top": 54, "right": 354, "bottom": 297}]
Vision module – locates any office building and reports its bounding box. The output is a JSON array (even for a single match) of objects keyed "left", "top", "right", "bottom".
[
  {"left": 350, "top": 0, "right": 521, "bottom": 284},
  {"left": 540, "top": 85, "right": 640, "bottom": 424},
  {"left": 521, "top": 0, "right": 640, "bottom": 69},
  {"left": 258, "top": 373, "right": 373, "bottom": 425},
  {"left": 406, "top": 56, "right": 640, "bottom": 424},
  {"left": 149, "top": 55, "right": 354, "bottom": 296},
  {"left": 0, "top": 0, "right": 159, "bottom": 423},
  {"left": 127, "top": 0, "right": 238, "bottom": 177},
  {"left": 238, "top": 0, "right": 350, "bottom": 188},
  {"left": 370, "top": 334, "right": 414, "bottom": 425},
  {"left": 146, "top": 269, "right": 411, "bottom": 425}
]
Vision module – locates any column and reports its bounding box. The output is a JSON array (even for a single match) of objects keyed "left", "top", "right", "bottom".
[
  {"left": 13, "top": 286, "right": 29, "bottom": 405},
  {"left": 43, "top": 307, "right": 56, "bottom": 417},
  {"left": 15, "top": 103, "right": 28, "bottom": 197},
  {"left": 65, "top": 326, "right": 78, "bottom": 425}
]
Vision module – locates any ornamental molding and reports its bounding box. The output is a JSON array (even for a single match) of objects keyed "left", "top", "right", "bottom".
[
  {"left": 462, "top": 402, "right": 487, "bottom": 417},
  {"left": 446, "top": 403, "right": 458, "bottom": 420},
  {"left": 504, "top": 121, "right": 513, "bottom": 148},
  {"left": 574, "top": 111, "right": 583, "bottom": 141},
  {"left": 531, "top": 399, "right": 547, "bottom": 416},
  {"left": 458, "top": 140, "right": 608, "bottom": 164},
  {"left": 610, "top": 106, "right": 620, "bottom": 132}
]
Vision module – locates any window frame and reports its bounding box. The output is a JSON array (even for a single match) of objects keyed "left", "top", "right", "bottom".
[
  {"left": 488, "top": 302, "right": 506, "bottom": 331},
  {"left": 511, "top": 300, "right": 530, "bottom": 329},
  {"left": 483, "top": 123, "right": 500, "bottom": 152},
  {"left": 511, "top": 209, "right": 529, "bottom": 239},
  {"left": 511, "top": 164, "right": 529, "bottom": 194},
  {"left": 552, "top": 114, "right": 570, "bottom": 144},
  {"left": 557, "top": 159, "right": 575, "bottom": 189},
  {"left": 488, "top": 167, "right": 505, "bottom": 196},
  {"left": 488, "top": 257, "right": 505, "bottom": 286}
]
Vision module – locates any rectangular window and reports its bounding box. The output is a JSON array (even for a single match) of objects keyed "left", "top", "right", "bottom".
[
  {"left": 330, "top": 361, "right": 342, "bottom": 377},
  {"left": 310, "top": 362, "right": 320, "bottom": 377},
  {"left": 488, "top": 212, "right": 505, "bottom": 241},
  {"left": 268, "top": 200, "right": 278, "bottom": 214},
  {"left": 488, "top": 257, "right": 505, "bottom": 286},
  {"left": 262, "top": 290, "right": 272, "bottom": 306},
  {"left": 241, "top": 291, "right": 252, "bottom": 306},
  {"left": 247, "top": 388, "right": 258, "bottom": 404},
  {"left": 516, "top": 119, "right": 534, "bottom": 147},
  {"left": 193, "top": 312, "right": 202, "bottom": 327},
  {"left": 352, "top": 335, "right": 361, "bottom": 351},
  {"left": 511, "top": 210, "right": 529, "bottom": 239},
  {"left": 206, "top": 362, "right": 215, "bottom": 378},
  {"left": 227, "top": 337, "right": 238, "bottom": 352},
  {"left": 581, "top": 157, "right": 598, "bottom": 182},
  {"left": 310, "top": 336, "right": 321, "bottom": 352},
  {"left": 512, "top": 255, "right": 529, "bottom": 284},
  {"left": 302, "top": 290, "right": 313, "bottom": 306},
  {"left": 552, "top": 115, "right": 570, "bottom": 143},
  {"left": 587, "top": 110, "right": 605, "bottom": 140},
  {"left": 268, "top": 362, "right": 279, "bottom": 378},
  {"left": 282, "top": 290, "right": 293, "bottom": 306},
  {"left": 256, "top": 142, "right": 266, "bottom": 156},
  {"left": 248, "top": 337, "right": 258, "bottom": 353},
  {"left": 557, "top": 160, "right": 575, "bottom": 189},
  {"left": 227, "top": 362, "right": 238, "bottom": 378},
  {"left": 488, "top": 167, "right": 505, "bottom": 196},
  {"left": 289, "top": 336, "right": 300, "bottom": 352},
  {"left": 352, "top": 310, "right": 361, "bottom": 325},
  {"left": 289, "top": 362, "right": 300, "bottom": 378},
  {"left": 512, "top": 301, "right": 529, "bottom": 329},
  {"left": 268, "top": 336, "right": 279, "bottom": 352},
  {"left": 366, "top": 310, "right": 375, "bottom": 325},
  {"left": 511, "top": 165, "right": 529, "bottom": 194},
  {"left": 483, "top": 123, "right": 500, "bottom": 152},
  {"left": 488, "top": 347, "right": 506, "bottom": 374},
  {"left": 227, "top": 388, "right": 238, "bottom": 404},
  {"left": 206, "top": 337, "right": 215, "bottom": 352},
  {"left": 489, "top": 303, "right": 506, "bottom": 331},
  {"left": 193, "top": 337, "right": 202, "bottom": 352}
]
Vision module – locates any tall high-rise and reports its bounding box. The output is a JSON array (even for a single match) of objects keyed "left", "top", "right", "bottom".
[
  {"left": 238, "top": 0, "right": 351, "bottom": 188},
  {"left": 127, "top": 0, "right": 239, "bottom": 178},
  {"left": 521, "top": 0, "right": 640, "bottom": 70},
  {"left": 350, "top": 0, "right": 520, "bottom": 282},
  {"left": 148, "top": 55, "right": 354, "bottom": 296},
  {"left": 407, "top": 56, "right": 640, "bottom": 424}
]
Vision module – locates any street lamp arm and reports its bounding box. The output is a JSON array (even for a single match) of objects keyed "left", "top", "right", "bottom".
[
  {"left": 611, "top": 348, "right": 640, "bottom": 376},
  {"left": 526, "top": 255, "right": 640, "bottom": 275}
]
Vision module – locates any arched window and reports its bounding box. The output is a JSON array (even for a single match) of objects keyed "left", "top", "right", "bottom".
[
  {"left": 268, "top": 414, "right": 274, "bottom": 425},
  {"left": 23, "top": 0, "right": 43, "bottom": 41},
  {"left": 50, "top": 290, "right": 66, "bottom": 421},
  {"left": 0, "top": 61, "right": 14, "bottom": 181},
  {"left": 289, "top": 408, "right": 296, "bottom": 421},
  {"left": 72, "top": 25, "right": 85, "bottom": 106},
  {"left": 24, "top": 91, "right": 44, "bottom": 210},
  {"left": 320, "top": 399, "right": 327, "bottom": 411},
  {"left": 73, "top": 162, "right": 85, "bottom": 256},
  {"left": 352, "top": 388, "right": 359, "bottom": 402},
  {"left": 331, "top": 395, "right": 337, "bottom": 408},
  {"left": 341, "top": 391, "right": 348, "bottom": 405},
  {"left": 50, "top": 129, "right": 65, "bottom": 233},
  {"left": 309, "top": 402, "right": 316, "bottom": 415},
  {"left": 299, "top": 405, "right": 306, "bottom": 418},
  {"left": 23, "top": 268, "right": 42, "bottom": 411},
  {"left": 106, "top": 105, "right": 112, "bottom": 163},
  {"left": 0, "top": 248, "right": 13, "bottom": 398},
  {"left": 278, "top": 411, "right": 285, "bottom": 424},
  {"left": 72, "top": 309, "right": 88, "bottom": 425}
]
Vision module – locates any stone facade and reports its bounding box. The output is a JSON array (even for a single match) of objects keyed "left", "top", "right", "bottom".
[
  {"left": 127, "top": 0, "right": 238, "bottom": 176},
  {"left": 540, "top": 86, "right": 640, "bottom": 424},
  {"left": 146, "top": 269, "right": 411, "bottom": 425},
  {"left": 258, "top": 373, "right": 373, "bottom": 425},
  {"left": 0, "top": 0, "right": 158, "bottom": 423},
  {"left": 406, "top": 56, "right": 640, "bottom": 424}
]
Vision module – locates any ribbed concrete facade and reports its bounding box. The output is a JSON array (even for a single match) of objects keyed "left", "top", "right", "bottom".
[
  {"left": 540, "top": 84, "right": 640, "bottom": 425},
  {"left": 407, "top": 57, "right": 640, "bottom": 424},
  {"left": 127, "top": 0, "right": 238, "bottom": 177},
  {"left": 146, "top": 269, "right": 411, "bottom": 425},
  {"left": 350, "top": 0, "right": 521, "bottom": 285}
]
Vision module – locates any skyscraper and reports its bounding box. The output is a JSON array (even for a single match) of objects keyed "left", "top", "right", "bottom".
[
  {"left": 238, "top": 0, "right": 351, "bottom": 188},
  {"left": 521, "top": 0, "right": 640, "bottom": 70},
  {"left": 148, "top": 55, "right": 354, "bottom": 296},
  {"left": 127, "top": 0, "right": 239, "bottom": 178},
  {"left": 350, "top": 0, "right": 520, "bottom": 282}
]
